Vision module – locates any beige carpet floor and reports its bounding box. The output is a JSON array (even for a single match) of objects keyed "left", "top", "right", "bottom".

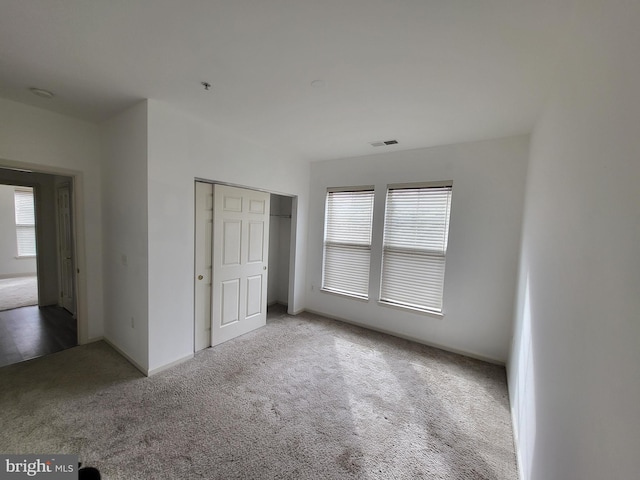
[
  {"left": 0, "top": 308, "right": 518, "bottom": 479},
  {"left": 0, "top": 275, "right": 38, "bottom": 311}
]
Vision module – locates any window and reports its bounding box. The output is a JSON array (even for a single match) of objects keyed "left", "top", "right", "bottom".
[
  {"left": 322, "top": 188, "right": 374, "bottom": 298},
  {"left": 380, "top": 183, "right": 452, "bottom": 313},
  {"left": 14, "top": 188, "right": 36, "bottom": 257}
]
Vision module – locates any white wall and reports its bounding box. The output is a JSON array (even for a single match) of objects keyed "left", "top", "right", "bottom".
[
  {"left": 307, "top": 135, "right": 528, "bottom": 363},
  {"left": 101, "top": 101, "right": 150, "bottom": 371},
  {"left": 146, "top": 100, "right": 309, "bottom": 373},
  {"left": 508, "top": 1, "right": 640, "bottom": 479},
  {"left": 0, "top": 184, "right": 37, "bottom": 276},
  {"left": 0, "top": 98, "right": 103, "bottom": 341}
]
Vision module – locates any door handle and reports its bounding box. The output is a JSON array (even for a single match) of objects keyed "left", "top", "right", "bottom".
[
  {"left": 263, "top": 266, "right": 267, "bottom": 270},
  {"left": 198, "top": 275, "right": 204, "bottom": 280}
]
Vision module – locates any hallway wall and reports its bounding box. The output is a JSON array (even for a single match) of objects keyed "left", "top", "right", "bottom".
[{"left": 0, "top": 98, "right": 103, "bottom": 341}]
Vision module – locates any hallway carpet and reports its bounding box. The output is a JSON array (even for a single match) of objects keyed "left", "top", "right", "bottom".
[
  {"left": 0, "top": 275, "right": 38, "bottom": 311},
  {"left": 0, "top": 308, "right": 517, "bottom": 479}
]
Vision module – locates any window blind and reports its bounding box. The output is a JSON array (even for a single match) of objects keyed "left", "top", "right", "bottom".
[
  {"left": 380, "top": 185, "right": 452, "bottom": 312},
  {"left": 14, "top": 188, "right": 36, "bottom": 257},
  {"left": 322, "top": 189, "right": 374, "bottom": 298}
]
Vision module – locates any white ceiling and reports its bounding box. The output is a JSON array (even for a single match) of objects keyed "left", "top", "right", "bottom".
[{"left": 0, "top": 0, "right": 575, "bottom": 161}]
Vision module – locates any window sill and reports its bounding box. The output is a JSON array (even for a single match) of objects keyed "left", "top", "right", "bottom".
[
  {"left": 15, "top": 255, "right": 36, "bottom": 259},
  {"left": 378, "top": 300, "right": 444, "bottom": 319},
  {"left": 320, "top": 288, "right": 369, "bottom": 303}
]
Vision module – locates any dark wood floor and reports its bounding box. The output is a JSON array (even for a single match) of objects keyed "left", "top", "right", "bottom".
[{"left": 0, "top": 305, "right": 77, "bottom": 368}]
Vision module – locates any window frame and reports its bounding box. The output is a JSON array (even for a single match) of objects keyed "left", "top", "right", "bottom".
[
  {"left": 378, "top": 181, "right": 453, "bottom": 315},
  {"left": 321, "top": 186, "right": 375, "bottom": 300}
]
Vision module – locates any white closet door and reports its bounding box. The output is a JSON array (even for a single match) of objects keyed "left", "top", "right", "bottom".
[{"left": 212, "top": 184, "right": 270, "bottom": 346}]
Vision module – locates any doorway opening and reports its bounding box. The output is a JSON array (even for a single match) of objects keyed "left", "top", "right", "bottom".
[
  {"left": 0, "top": 167, "right": 77, "bottom": 367},
  {"left": 268, "top": 193, "right": 293, "bottom": 310},
  {"left": 194, "top": 181, "right": 297, "bottom": 353},
  {"left": 0, "top": 185, "right": 38, "bottom": 311}
]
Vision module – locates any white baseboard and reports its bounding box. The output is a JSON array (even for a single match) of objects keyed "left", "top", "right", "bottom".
[
  {"left": 102, "top": 337, "right": 149, "bottom": 376},
  {"left": 81, "top": 335, "right": 104, "bottom": 345},
  {"left": 510, "top": 403, "right": 525, "bottom": 480},
  {"left": 93, "top": 337, "right": 195, "bottom": 377},
  {"left": 506, "top": 364, "right": 525, "bottom": 480},
  {"left": 268, "top": 300, "right": 288, "bottom": 307},
  {"left": 303, "top": 308, "right": 506, "bottom": 366},
  {"left": 147, "top": 353, "right": 194, "bottom": 376}
]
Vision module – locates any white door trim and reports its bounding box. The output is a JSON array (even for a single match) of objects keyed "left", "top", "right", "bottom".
[{"left": 0, "top": 159, "right": 86, "bottom": 344}]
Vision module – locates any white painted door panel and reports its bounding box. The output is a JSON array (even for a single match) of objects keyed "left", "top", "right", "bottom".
[
  {"left": 194, "top": 182, "right": 213, "bottom": 351},
  {"left": 57, "top": 185, "right": 75, "bottom": 315},
  {"left": 212, "top": 184, "right": 270, "bottom": 346}
]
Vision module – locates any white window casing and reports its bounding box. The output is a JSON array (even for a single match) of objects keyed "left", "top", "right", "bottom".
[
  {"left": 380, "top": 184, "right": 452, "bottom": 313},
  {"left": 322, "top": 188, "right": 374, "bottom": 299}
]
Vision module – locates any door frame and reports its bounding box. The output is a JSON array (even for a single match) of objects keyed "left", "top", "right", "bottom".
[
  {"left": 194, "top": 181, "right": 214, "bottom": 351},
  {"left": 193, "top": 179, "right": 299, "bottom": 351},
  {"left": 0, "top": 158, "right": 86, "bottom": 344}
]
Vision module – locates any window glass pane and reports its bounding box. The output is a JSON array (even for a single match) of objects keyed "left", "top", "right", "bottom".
[
  {"left": 325, "top": 190, "right": 374, "bottom": 245},
  {"left": 14, "top": 188, "right": 36, "bottom": 257},
  {"left": 14, "top": 189, "right": 35, "bottom": 225},
  {"left": 381, "top": 185, "right": 452, "bottom": 312},
  {"left": 16, "top": 226, "right": 37, "bottom": 256},
  {"left": 323, "top": 244, "right": 371, "bottom": 296},
  {"left": 322, "top": 189, "right": 374, "bottom": 298},
  {"left": 383, "top": 187, "right": 451, "bottom": 253},
  {"left": 381, "top": 250, "right": 445, "bottom": 311}
]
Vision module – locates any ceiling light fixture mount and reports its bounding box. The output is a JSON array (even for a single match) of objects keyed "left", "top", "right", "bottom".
[
  {"left": 370, "top": 139, "right": 399, "bottom": 147},
  {"left": 29, "top": 87, "right": 55, "bottom": 99},
  {"left": 201, "top": 81, "right": 212, "bottom": 91}
]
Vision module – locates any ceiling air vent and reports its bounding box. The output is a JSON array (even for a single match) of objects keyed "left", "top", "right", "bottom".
[{"left": 370, "top": 139, "right": 399, "bottom": 147}]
